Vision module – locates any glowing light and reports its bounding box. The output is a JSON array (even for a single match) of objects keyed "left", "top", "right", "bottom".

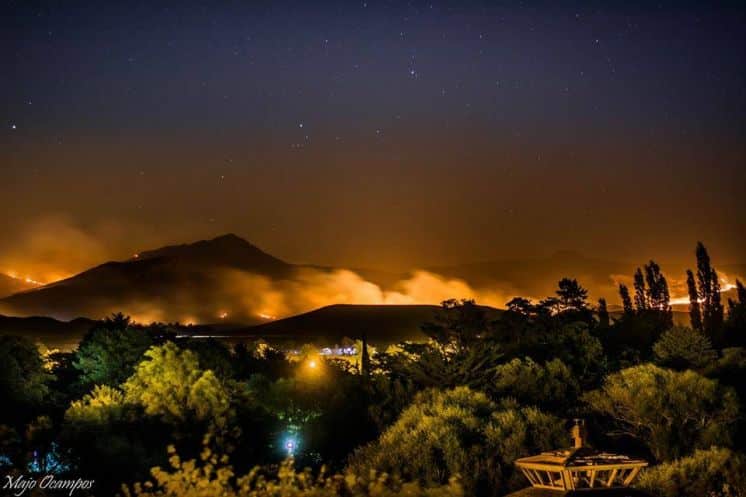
[
  {"left": 4, "top": 271, "right": 44, "bottom": 286},
  {"left": 257, "top": 312, "right": 276, "bottom": 320},
  {"left": 308, "top": 359, "right": 317, "bottom": 369},
  {"left": 670, "top": 277, "right": 739, "bottom": 306},
  {"left": 283, "top": 436, "right": 298, "bottom": 456},
  {"left": 218, "top": 311, "right": 229, "bottom": 319},
  {"left": 133, "top": 253, "right": 140, "bottom": 259}
]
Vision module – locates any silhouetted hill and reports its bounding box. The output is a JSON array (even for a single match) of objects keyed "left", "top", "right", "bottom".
[
  {"left": 224, "top": 304, "right": 502, "bottom": 347},
  {"left": 0, "top": 314, "right": 95, "bottom": 350}
]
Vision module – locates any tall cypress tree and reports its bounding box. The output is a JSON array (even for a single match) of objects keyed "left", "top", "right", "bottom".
[
  {"left": 686, "top": 269, "right": 703, "bottom": 331},
  {"left": 694, "top": 242, "right": 724, "bottom": 338},
  {"left": 619, "top": 284, "right": 633, "bottom": 316},
  {"left": 710, "top": 269, "right": 724, "bottom": 335},
  {"left": 598, "top": 298, "right": 610, "bottom": 328},
  {"left": 633, "top": 268, "right": 648, "bottom": 311},
  {"left": 643, "top": 260, "right": 673, "bottom": 329}
]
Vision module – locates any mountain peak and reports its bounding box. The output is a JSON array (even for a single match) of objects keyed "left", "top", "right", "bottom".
[
  {"left": 211, "top": 233, "right": 246, "bottom": 244},
  {"left": 135, "top": 234, "right": 290, "bottom": 272}
]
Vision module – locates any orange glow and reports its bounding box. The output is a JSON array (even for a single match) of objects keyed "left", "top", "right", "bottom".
[
  {"left": 669, "top": 275, "right": 739, "bottom": 306},
  {"left": 4, "top": 271, "right": 45, "bottom": 286}
]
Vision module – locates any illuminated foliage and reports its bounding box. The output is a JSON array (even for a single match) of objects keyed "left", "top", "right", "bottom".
[
  {"left": 584, "top": 364, "right": 740, "bottom": 461},
  {"left": 636, "top": 447, "right": 746, "bottom": 497},
  {"left": 653, "top": 326, "right": 717, "bottom": 370},
  {"left": 349, "top": 387, "right": 564, "bottom": 496},
  {"left": 65, "top": 384, "right": 127, "bottom": 424},
  {"left": 492, "top": 357, "right": 579, "bottom": 410},
  {"left": 122, "top": 443, "right": 463, "bottom": 497},
  {"left": 122, "top": 343, "right": 231, "bottom": 426}
]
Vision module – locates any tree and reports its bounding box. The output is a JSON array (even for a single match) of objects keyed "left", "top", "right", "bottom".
[
  {"left": 62, "top": 385, "right": 171, "bottom": 496},
  {"left": 122, "top": 343, "right": 231, "bottom": 427},
  {"left": 652, "top": 326, "right": 717, "bottom": 370},
  {"left": 74, "top": 324, "right": 154, "bottom": 388},
  {"left": 636, "top": 447, "right": 746, "bottom": 497},
  {"left": 686, "top": 269, "right": 703, "bottom": 331},
  {"left": 349, "top": 387, "right": 564, "bottom": 497},
  {"left": 724, "top": 280, "right": 746, "bottom": 347},
  {"left": 643, "top": 261, "right": 672, "bottom": 313},
  {"left": 556, "top": 278, "right": 589, "bottom": 312},
  {"left": 694, "top": 242, "right": 724, "bottom": 339},
  {"left": 597, "top": 298, "right": 609, "bottom": 328},
  {"left": 492, "top": 357, "right": 579, "bottom": 411},
  {"left": 506, "top": 297, "right": 534, "bottom": 316},
  {"left": 619, "top": 284, "right": 634, "bottom": 316},
  {"left": 584, "top": 364, "right": 739, "bottom": 461},
  {"left": 378, "top": 339, "right": 503, "bottom": 393},
  {"left": 533, "top": 323, "right": 605, "bottom": 389},
  {"left": 0, "top": 336, "right": 51, "bottom": 425},
  {"left": 634, "top": 268, "right": 648, "bottom": 311},
  {"left": 421, "top": 299, "right": 488, "bottom": 352},
  {"left": 66, "top": 384, "right": 127, "bottom": 425}
]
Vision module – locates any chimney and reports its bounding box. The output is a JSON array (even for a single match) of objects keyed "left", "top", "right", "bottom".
[{"left": 571, "top": 419, "right": 585, "bottom": 448}]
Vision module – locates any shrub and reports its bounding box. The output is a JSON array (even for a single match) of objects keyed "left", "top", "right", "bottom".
[
  {"left": 584, "top": 364, "right": 739, "bottom": 461},
  {"left": 636, "top": 447, "right": 746, "bottom": 497},
  {"left": 121, "top": 444, "right": 463, "bottom": 497},
  {"left": 653, "top": 326, "right": 717, "bottom": 370},
  {"left": 348, "top": 387, "right": 564, "bottom": 497}
]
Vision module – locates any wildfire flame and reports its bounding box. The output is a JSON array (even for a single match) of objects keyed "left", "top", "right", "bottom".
[
  {"left": 670, "top": 278, "right": 738, "bottom": 306},
  {"left": 4, "top": 271, "right": 45, "bottom": 286}
]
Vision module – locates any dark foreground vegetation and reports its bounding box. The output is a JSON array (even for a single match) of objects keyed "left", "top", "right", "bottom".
[{"left": 1, "top": 243, "right": 745, "bottom": 496}]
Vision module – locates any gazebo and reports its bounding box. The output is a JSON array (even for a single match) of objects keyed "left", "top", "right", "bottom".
[{"left": 511, "top": 420, "right": 648, "bottom": 495}]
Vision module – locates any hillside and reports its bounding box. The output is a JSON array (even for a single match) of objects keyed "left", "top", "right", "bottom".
[
  {"left": 224, "top": 304, "right": 503, "bottom": 347},
  {"left": 0, "top": 273, "right": 39, "bottom": 298},
  {"left": 0, "top": 314, "right": 95, "bottom": 350},
  {"left": 0, "top": 234, "right": 292, "bottom": 323}
]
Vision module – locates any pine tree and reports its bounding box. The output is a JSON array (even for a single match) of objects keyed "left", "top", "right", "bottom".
[
  {"left": 619, "top": 284, "right": 633, "bottom": 316},
  {"left": 556, "top": 278, "right": 589, "bottom": 311},
  {"left": 686, "top": 269, "right": 703, "bottom": 331}
]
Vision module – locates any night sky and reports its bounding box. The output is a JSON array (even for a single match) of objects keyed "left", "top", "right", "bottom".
[{"left": 2, "top": 0, "right": 745, "bottom": 277}]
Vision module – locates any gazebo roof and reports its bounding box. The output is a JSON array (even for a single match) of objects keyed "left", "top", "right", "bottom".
[
  {"left": 514, "top": 421, "right": 648, "bottom": 492},
  {"left": 504, "top": 487, "right": 653, "bottom": 497},
  {"left": 516, "top": 446, "right": 648, "bottom": 469}
]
